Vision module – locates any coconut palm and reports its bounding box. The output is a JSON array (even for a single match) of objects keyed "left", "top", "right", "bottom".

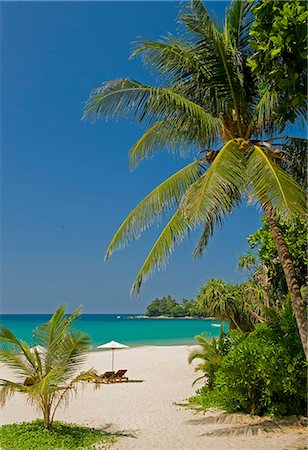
[
  {"left": 0, "top": 306, "right": 95, "bottom": 430},
  {"left": 85, "top": 1, "right": 307, "bottom": 357}
]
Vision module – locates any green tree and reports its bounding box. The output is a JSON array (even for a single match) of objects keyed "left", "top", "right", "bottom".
[
  {"left": 196, "top": 278, "right": 254, "bottom": 331},
  {"left": 0, "top": 306, "right": 95, "bottom": 430},
  {"left": 248, "top": 0, "right": 307, "bottom": 126},
  {"left": 240, "top": 217, "right": 307, "bottom": 301},
  {"left": 85, "top": 1, "right": 307, "bottom": 357}
]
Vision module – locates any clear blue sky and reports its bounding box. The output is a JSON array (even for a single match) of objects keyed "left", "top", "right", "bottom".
[{"left": 2, "top": 1, "right": 263, "bottom": 314}]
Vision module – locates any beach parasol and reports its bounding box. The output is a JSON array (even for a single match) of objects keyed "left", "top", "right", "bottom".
[{"left": 97, "top": 340, "right": 129, "bottom": 371}]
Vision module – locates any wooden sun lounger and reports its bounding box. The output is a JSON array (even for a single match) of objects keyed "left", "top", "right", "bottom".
[
  {"left": 100, "top": 371, "right": 115, "bottom": 379},
  {"left": 111, "top": 369, "right": 128, "bottom": 382},
  {"left": 93, "top": 370, "right": 115, "bottom": 383}
]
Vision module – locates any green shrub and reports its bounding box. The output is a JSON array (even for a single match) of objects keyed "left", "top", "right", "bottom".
[
  {"left": 0, "top": 420, "right": 119, "bottom": 450},
  {"left": 189, "top": 303, "right": 307, "bottom": 416}
]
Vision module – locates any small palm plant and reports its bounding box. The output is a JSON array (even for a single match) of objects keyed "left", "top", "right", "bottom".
[
  {"left": 188, "top": 328, "right": 227, "bottom": 388},
  {"left": 0, "top": 305, "right": 95, "bottom": 430}
]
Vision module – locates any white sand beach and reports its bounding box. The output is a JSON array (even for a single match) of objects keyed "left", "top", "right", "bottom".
[{"left": 0, "top": 346, "right": 307, "bottom": 450}]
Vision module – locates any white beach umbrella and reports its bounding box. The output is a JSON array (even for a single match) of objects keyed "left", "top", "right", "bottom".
[{"left": 97, "top": 340, "right": 129, "bottom": 371}]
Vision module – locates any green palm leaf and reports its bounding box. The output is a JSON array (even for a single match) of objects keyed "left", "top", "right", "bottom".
[
  {"left": 180, "top": 0, "right": 245, "bottom": 126},
  {"left": 247, "top": 145, "right": 306, "bottom": 220},
  {"left": 130, "top": 208, "right": 191, "bottom": 296},
  {"left": 129, "top": 118, "right": 210, "bottom": 169},
  {"left": 225, "top": 1, "right": 254, "bottom": 55},
  {"left": 193, "top": 221, "right": 214, "bottom": 259},
  {"left": 84, "top": 78, "right": 220, "bottom": 147},
  {"left": 181, "top": 140, "right": 246, "bottom": 225},
  {"left": 105, "top": 161, "right": 203, "bottom": 259},
  {"left": 131, "top": 36, "right": 209, "bottom": 87}
]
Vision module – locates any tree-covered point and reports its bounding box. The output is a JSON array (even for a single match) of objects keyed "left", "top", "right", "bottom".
[{"left": 144, "top": 295, "right": 204, "bottom": 318}]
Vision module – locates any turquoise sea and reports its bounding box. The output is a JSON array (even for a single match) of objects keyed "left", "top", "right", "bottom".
[{"left": 0, "top": 314, "right": 225, "bottom": 348}]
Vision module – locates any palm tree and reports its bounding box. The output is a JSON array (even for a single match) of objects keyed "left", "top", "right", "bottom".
[
  {"left": 85, "top": 1, "right": 307, "bottom": 357},
  {"left": 188, "top": 329, "right": 227, "bottom": 388},
  {"left": 0, "top": 306, "right": 95, "bottom": 430},
  {"left": 196, "top": 278, "right": 254, "bottom": 331}
]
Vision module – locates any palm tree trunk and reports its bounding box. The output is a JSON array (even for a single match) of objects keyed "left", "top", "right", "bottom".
[
  {"left": 42, "top": 396, "right": 51, "bottom": 430},
  {"left": 263, "top": 206, "right": 307, "bottom": 360}
]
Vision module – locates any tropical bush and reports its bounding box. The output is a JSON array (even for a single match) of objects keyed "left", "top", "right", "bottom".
[
  {"left": 189, "top": 301, "right": 307, "bottom": 416},
  {"left": 0, "top": 306, "right": 97, "bottom": 430}
]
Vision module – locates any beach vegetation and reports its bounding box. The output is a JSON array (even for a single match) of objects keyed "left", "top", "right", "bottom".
[
  {"left": 0, "top": 420, "right": 118, "bottom": 450},
  {"left": 85, "top": 0, "right": 307, "bottom": 358},
  {"left": 196, "top": 279, "right": 255, "bottom": 331},
  {"left": 239, "top": 217, "right": 307, "bottom": 304},
  {"left": 189, "top": 300, "right": 307, "bottom": 416},
  {"left": 0, "top": 305, "right": 97, "bottom": 430}
]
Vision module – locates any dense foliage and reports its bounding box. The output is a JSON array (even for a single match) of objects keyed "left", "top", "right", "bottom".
[
  {"left": 189, "top": 301, "right": 307, "bottom": 416},
  {"left": 196, "top": 278, "right": 255, "bottom": 331},
  {"left": 240, "top": 217, "right": 307, "bottom": 301},
  {"left": 248, "top": 0, "right": 308, "bottom": 126},
  {"left": 0, "top": 420, "right": 118, "bottom": 450},
  {"left": 145, "top": 295, "right": 203, "bottom": 317}
]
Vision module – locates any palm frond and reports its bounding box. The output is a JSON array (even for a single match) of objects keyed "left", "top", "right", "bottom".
[
  {"left": 225, "top": 1, "right": 254, "bottom": 55},
  {"left": 130, "top": 207, "right": 191, "bottom": 296},
  {"left": 0, "top": 327, "right": 37, "bottom": 369},
  {"left": 180, "top": 0, "right": 246, "bottom": 127},
  {"left": 33, "top": 305, "right": 83, "bottom": 372},
  {"left": 181, "top": 140, "right": 246, "bottom": 226},
  {"left": 105, "top": 161, "right": 203, "bottom": 259},
  {"left": 193, "top": 221, "right": 214, "bottom": 259},
  {"left": 247, "top": 88, "right": 279, "bottom": 138},
  {"left": 60, "top": 331, "right": 91, "bottom": 379},
  {"left": 84, "top": 78, "right": 220, "bottom": 147},
  {"left": 0, "top": 351, "right": 33, "bottom": 379},
  {"left": 0, "top": 380, "right": 28, "bottom": 407},
  {"left": 129, "top": 117, "right": 212, "bottom": 168},
  {"left": 131, "top": 35, "right": 209, "bottom": 87},
  {"left": 247, "top": 145, "right": 307, "bottom": 221}
]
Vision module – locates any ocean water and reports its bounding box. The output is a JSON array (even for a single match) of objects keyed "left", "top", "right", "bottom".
[{"left": 0, "top": 314, "right": 226, "bottom": 348}]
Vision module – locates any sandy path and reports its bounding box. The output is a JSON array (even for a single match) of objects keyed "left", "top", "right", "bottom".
[{"left": 0, "top": 346, "right": 307, "bottom": 449}]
